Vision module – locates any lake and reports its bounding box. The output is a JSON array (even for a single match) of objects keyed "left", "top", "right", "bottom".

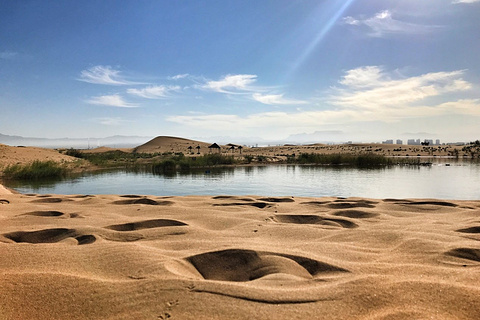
[{"left": 5, "top": 159, "right": 480, "bottom": 200}]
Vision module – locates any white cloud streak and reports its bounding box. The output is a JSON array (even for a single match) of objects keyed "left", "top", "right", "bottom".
[
  {"left": 332, "top": 66, "right": 471, "bottom": 110},
  {"left": 168, "top": 73, "right": 190, "bottom": 80},
  {"left": 86, "top": 94, "right": 138, "bottom": 107},
  {"left": 343, "top": 10, "right": 439, "bottom": 37},
  {"left": 0, "top": 51, "right": 18, "bottom": 59},
  {"left": 127, "top": 85, "right": 180, "bottom": 99},
  {"left": 94, "top": 117, "right": 129, "bottom": 126},
  {"left": 202, "top": 74, "right": 258, "bottom": 94},
  {"left": 453, "top": 0, "right": 480, "bottom": 3},
  {"left": 78, "top": 65, "right": 139, "bottom": 85},
  {"left": 252, "top": 93, "right": 307, "bottom": 105}
]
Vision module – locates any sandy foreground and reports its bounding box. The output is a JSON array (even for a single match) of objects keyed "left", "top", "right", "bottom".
[{"left": 0, "top": 185, "right": 479, "bottom": 319}]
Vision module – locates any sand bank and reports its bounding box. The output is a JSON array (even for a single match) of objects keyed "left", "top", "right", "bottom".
[
  {"left": 1, "top": 192, "right": 479, "bottom": 319},
  {"left": 0, "top": 183, "right": 13, "bottom": 195}
]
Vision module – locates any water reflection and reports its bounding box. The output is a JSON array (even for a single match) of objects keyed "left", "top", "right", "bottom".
[{"left": 5, "top": 160, "right": 480, "bottom": 199}]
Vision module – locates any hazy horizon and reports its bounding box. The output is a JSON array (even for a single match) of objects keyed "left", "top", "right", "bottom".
[{"left": 1, "top": 1, "right": 479, "bottom": 142}]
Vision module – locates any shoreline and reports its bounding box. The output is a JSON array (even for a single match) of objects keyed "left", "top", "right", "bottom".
[{"left": 0, "top": 182, "right": 14, "bottom": 195}]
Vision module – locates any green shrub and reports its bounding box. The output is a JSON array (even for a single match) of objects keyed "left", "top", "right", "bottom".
[
  {"left": 65, "top": 148, "right": 84, "bottom": 158},
  {"left": 244, "top": 155, "right": 254, "bottom": 164},
  {"left": 152, "top": 159, "right": 177, "bottom": 173},
  {"left": 3, "top": 160, "right": 67, "bottom": 180}
]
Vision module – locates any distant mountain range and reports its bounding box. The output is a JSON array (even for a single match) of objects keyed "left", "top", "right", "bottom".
[
  {"left": 0, "top": 131, "right": 360, "bottom": 149},
  {"left": 0, "top": 133, "right": 154, "bottom": 149}
]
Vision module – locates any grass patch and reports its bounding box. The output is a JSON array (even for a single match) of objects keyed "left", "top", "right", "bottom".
[
  {"left": 3, "top": 160, "right": 67, "bottom": 180},
  {"left": 64, "top": 148, "right": 160, "bottom": 167}
]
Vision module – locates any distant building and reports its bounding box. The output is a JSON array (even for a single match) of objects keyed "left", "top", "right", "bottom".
[
  {"left": 382, "top": 139, "right": 394, "bottom": 144},
  {"left": 425, "top": 139, "right": 433, "bottom": 145},
  {"left": 407, "top": 139, "right": 420, "bottom": 145},
  {"left": 435, "top": 139, "right": 440, "bottom": 145},
  {"left": 396, "top": 139, "right": 403, "bottom": 145}
]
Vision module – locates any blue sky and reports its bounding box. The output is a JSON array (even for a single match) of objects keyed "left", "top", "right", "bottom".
[{"left": 1, "top": 0, "right": 479, "bottom": 143}]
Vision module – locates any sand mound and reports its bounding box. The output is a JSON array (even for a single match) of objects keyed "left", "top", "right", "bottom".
[
  {"left": 0, "top": 143, "right": 75, "bottom": 167},
  {"left": 133, "top": 136, "right": 212, "bottom": 154}
]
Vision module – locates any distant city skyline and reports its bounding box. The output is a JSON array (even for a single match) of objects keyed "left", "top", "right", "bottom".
[{"left": 1, "top": 1, "right": 479, "bottom": 142}]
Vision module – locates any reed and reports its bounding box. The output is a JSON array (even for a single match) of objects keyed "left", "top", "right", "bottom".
[
  {"left": 290, "top": 153, "right": 416, "bottom": 167},
  {"left": 3, "top": 160, "right": 67, "bottom": 180}
]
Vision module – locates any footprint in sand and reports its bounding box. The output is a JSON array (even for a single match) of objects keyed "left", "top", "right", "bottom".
[
  {"left": 30, "top": 197, "right": 66, "bottom": 203},
  {"left": 2, "top": 228, "right": 96, "bottom": 245},
  {"left": 213, "top": 202, "right": 271, "bottom": 209},
  {"left": 106, "top": 219, "right": 188, "bottom": 231},
  {"left": 21, "top": 211, "right": 83, "bottom": 218},
  {"left": 273, "top": 214, "right": 358, "bottom": 228},
  {"left": 384, "top": 199, "right": 458, "bottom": 208},
  {"left": 258, "top": 197, "right": 295, "bottom": 203},
  {"left": 185, "top": 249, "right": 349, "bottom": 282},
  {"left": 332, "top": 210, "right": 379, "bottom": 219},
  {"left": 456, "top": 226, "right": 480, "bottom": 234},
  {"left": 112, "top": 198, "right": 173, "bottom": 206},
  {"left": 301, "top": 199, "right": 376, "bottom": 209},
  {"left": 446, "top": 248, "right": 480, "bottom": 262}
]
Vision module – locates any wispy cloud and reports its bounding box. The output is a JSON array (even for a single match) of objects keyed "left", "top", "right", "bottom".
[
  {"left": 168, "top": 67, "right": 477, "bottom": 132},
  {"left": 78, "top": 65, "right": 140, "bottom": 85},
  {"left": 343, "top": 10, "right": 439, "bottom": 37},
  {"left": 453, "top": 0, "right": 480, "bottom": 3},
  {"left": 202, "top": 74, "right": 258, "bottom": 94},
  {"left": 0, "top": 51, "right": 18, "bottom": 60},
  {"left": 127, "top": 85, "right": 180, "bottom": 99},
  {"left": 252, "top": 93, "right": 307, "bottom": 105},
  {"left": 86, "top": 94, "right": 138, "bottom": 107},
  {"left": 94, "top": 117, "right": 129, "bottom": 126},
  {"left": 331, "top": 66, "right": 471, "bottom": 111},
  {"left": 168, "top": 73, "right": 190, "bottom": 80}
]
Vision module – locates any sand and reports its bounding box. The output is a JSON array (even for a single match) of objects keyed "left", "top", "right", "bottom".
[
  {"left": 0, "top": 144, "right": 76, "bottom": 168},
  {"left": 1, "top": 189, "right": 479, "bottom": 319}
]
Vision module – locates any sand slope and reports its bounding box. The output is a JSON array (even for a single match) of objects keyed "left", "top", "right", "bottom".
[
  {"left": 1, "top": 193, "right": 480, "bottom": 319},
  {"left": 134, "top": 136, "right": 214, "bottom": 154},
  {"left": 0, "top": 144, "right": 76, "bottom": 168}
]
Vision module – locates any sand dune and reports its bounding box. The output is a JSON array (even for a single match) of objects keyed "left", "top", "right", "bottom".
[
  {"left": 0, "top": 143, "right": 76, "bottom": 168},
  {"left": 1, "top": 191, "right": 480, "bottom": 319},
  {"left": 133, "top": 136, "right": 213, "bottom": 154}
]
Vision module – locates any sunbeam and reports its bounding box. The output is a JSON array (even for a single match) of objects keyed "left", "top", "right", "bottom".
[{"left": 287, "top": 0, "right": 356, "bottom": 77}]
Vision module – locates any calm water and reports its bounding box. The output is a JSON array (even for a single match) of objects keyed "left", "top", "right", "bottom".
[{"left": 6, "top": 159, "right": 480, "bottom": 200}]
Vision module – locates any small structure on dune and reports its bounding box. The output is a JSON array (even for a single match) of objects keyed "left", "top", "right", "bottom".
[
  {"left": 196, "top": 145, "right": 201, "bottom": 154},
  {"left": 208, "top": 143, "right": 221, "bottom": 153},
  {"left": 187, "top": 146, "right": 193, "bottom": 154}
]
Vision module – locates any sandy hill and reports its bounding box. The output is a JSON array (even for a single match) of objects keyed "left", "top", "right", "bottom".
[
  {"left": 0, "top": 144, "right": 76, "bottom": 168},
  {"left": 133, "top": 136, "right": 214, "bottom": 154}
]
